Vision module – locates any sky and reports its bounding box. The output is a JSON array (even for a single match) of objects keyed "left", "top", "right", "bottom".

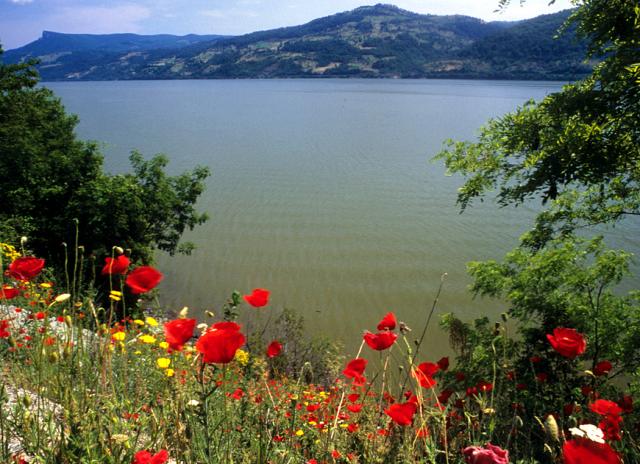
[{"left": 1, "top": 0, "right": 575, "bottom": 50}]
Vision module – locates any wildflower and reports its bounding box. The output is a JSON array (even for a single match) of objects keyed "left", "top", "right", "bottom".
[
  {"left": 295, "top": 429, "right": 304, "bottom": 437},
  {"left": 243, "top": 288, "right": 270, "bottom": 307},
  {"left": 231, "top": 388, "right": 244, "bottom": 400},
  {"left": 196, "top": 324, "right": 245, "bottom": 364},
  {"left": 125, "top": 266, "right": 163, "bottom": 294},
  {"left": 109, "top": 290, "right": 122, "bottom": 302},
  {"left": 413, "top": 362, "right": 439, "bottom": 388},
  {"left": 156, "top": 358, "right": 171, "bottom": 369},
  {"left": 165, "top": 368, "right": 175, "bottom": 377},
  {"left": 164, "top": 318, "right": 196, "bottom": 350},
  {"left": 101, "top": 255, "right": 130, "bottom": 275},
  {"left": 343, "top": 358, "right": 367, "bottom": 385},
  {"left": 35, "top": 311, "right": 45, "bottom": 320},
  {"left": 376, "top": 312, "right": 397, "bottom": 331},
  {"left": 0, "top": 320, "right": 10, "bottom": 338},
  {"left": 437, "top": 356, "right": 449, "bottom": 371},
  {"left": 385, "top": 401, "right": 417, "bottom": 426},
  {"left": 132, "top": 449, "right": 169, "bottom": 464},
  {"left": 569, "top": 424, "right": 605, "bottom": 444},
  {"left": 562, "top": 438, "right": 620, "bottom": 464},
  {"left": 112, "top": 331, "right": 126, "bottom": 341},
  {"left": 266, "top": 340, "right": 282, "bottom": 358},
  {"left": 593, "top": 360, "right": 613, "bottom": 377},
  {"left": 0, "top": 286, "right": 19, "bottom": 299},
  {"left": 363, "top": 331, "right": 397, "bottom": 351},
  {"left": 462, "top": 443, "right": 509, "bottom": 464},
  {"left": 234, "top": 348, "right": 249, "bottom": 366},
  {"left": 145, "top": 317, "right": 158, "bottom": 327},
  {"left": 140, "top": 335, "right": 156, "bottom": 344},
  {"left": 546, "top": 327, "right": 586, "bottom": 359},
  {"left": 158, "top": 341, "right": 169, "bottom": 350},
  {"left": 133, "top": 319, "right": 145, "bottom": 326},
  {"left": 8, "top": 257, "right": 45, "bottom": 281},
  {"left": 590, "top": 399, "right": 624, "bottom": 441},
  {"left": 590, "top": 399, "right": 622, "bottom": 417}
]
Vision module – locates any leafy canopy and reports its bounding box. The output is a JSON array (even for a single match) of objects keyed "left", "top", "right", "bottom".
[{"left": 0, "top": 48, "right": 210, "bottom": 269}]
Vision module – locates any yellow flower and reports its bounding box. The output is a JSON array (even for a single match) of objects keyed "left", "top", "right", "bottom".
[
  {"left": 40, "top": 282, "right": 52, "bottom": 289},
  {"left": 165, "top": 368, "right": 175, "bottom": 377},
  {"left": 295, "top": 429, "right": 304, "bottom": 437},
  {"left": 234, "top": 349, "right": 249, "bottom": 366},
  {"left": 145, "top": 317, "right": 158, "bottom": 327},
  {"left": 140, "top": 335, "right": 156, "bottom": 344},
  {"left": 159, "top": 341, "right": 169, "bottom": 350},
  {"left": 112, "top": 332, "right": 126, "bottom": 341},
  {"left": 157, "top": 358, "right": 171, "bottom": 369},
  {"left": 134, "top": 350, "right": 142, "bottom": 355},
  {"left": 133, "top": 319, "right": 145, "bottom": 326}
]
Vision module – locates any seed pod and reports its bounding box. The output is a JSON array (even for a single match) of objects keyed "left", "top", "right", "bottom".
[{"left": 544, "top": 414, "right": 559, "bottom": 442}]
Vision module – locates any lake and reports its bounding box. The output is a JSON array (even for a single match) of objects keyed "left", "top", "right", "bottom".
[{"left": 45, "top": 79, "right": 638, "bottom": 356}]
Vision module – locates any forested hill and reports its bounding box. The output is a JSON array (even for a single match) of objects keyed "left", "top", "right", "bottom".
[{"left": 4, "top": 4, "right": 592, "bottom": 81}]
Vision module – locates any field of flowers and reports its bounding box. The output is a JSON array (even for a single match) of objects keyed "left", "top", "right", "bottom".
[{"left": 0, "top": 242, "right": 637, "bottom": 463}]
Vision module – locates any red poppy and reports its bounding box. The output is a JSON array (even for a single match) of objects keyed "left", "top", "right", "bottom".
[
  {"left": 384, "top": 401, "right": 417, "bottom": 426},
  {"left": 196, "top": 325, "right": 245, "bottom": 364},
  {"left": 463, "top": 443, "right": 509, "bottom": 464},
  {"left": 563, "top": 438, "right": 621, "bottom": 464},
  {"left": 363, "top": 331, "right": 397, "bottom": 351},
  {"left": 590, "top": 399, "right": 623, "bottom": 417},
  {"left": 0, "top": 286, "right": 19, "bottom": 299},
  {"left": 164, "top": 318, "right": 196, "bottom": 350},
  {"left": 266, "top": 340, "right": 282, "bottom": 358},
  {"left": 132, "top": 449, "right": 169, "bottom": 464},
  {"left": 231, "top": 388, "right": 244, "bottom": 400},
  {"left": 243, "top": 288, "right": 270, "bottom": 307},
  {"left": 211, "top": 321, "right": 241, "bottom": 332},
  {"left": 0, "top": 320, "right": 10, "bottom": 338},
  {"left": 477, "top": 380, "right": 493, "bottom": 393},
  {"left": 546, "top": 328, "right": 586, "bottom": 359},
  {"left": 101, "top": 255, "right": 130, "bottom": 275},
  {"left": 413, "top": 362, "right": 439, "bottom": 388},
  {"left": 376, "top": 312, "right": 397, "bottom": 331},
  {"left": 347, "top": 403, "right": 363, "bottom": 413},
  {"left": 343, "top": 358, "right": 367, "bottom": 385},
  {"left": 437, "top": 356, "right": 449, "bottom": 371},
  {"left": 125, "top": 266, "right": 163, "bottom": 294},
  {"left": 8, "top": 257, "right": 45, "bottom": 281},
  {"left": 593, "top": 360, "right": 613, "bottom": 377}
]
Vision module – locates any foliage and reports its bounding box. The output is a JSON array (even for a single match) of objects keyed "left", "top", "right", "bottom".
[
  {"left": 4, "top": 7, "right": 590, "bottom": 81},
  {"left": 0, "top": 48, "right": 210, "bottom": 275}
]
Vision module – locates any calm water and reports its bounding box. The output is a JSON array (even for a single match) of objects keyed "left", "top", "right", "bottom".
[{"left": 45, "top": 79, "right": 639, "bottom": 356}]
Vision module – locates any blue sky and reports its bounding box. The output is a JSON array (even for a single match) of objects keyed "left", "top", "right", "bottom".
[{"left": 1, "top": 0, "right": 574, "bottom": 50}]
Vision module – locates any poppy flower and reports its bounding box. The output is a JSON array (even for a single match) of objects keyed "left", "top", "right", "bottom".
[
  {"left": 413, "top": 362, "right": 439, "bottom": 388},
  {"left": 132, "top": 449, "right": 169, "bottom": 464},
  {"left": 463, "top": 443, "right": 509, "bottom": 464},
  {"left": 0, "top": 286, "right": 19, "bottom": 299},
  {"left": 384, "top": 401, "right": 417, "bottom": 426},
  {"left": 0, "top": 320, "right": 10, "bottom": 338},
  {"left": 343, "top": 358, "right": 367, "bottom": 385},
  {"left": 211, "top": 321, "right": 241, "bottom": 332},
  {"left": 164, "top": 318, "right": 196, "bottom": 350},
  {"left": 125, "top": 266, "right": 163, "bottom": 294},
  {"left": 546, "top": 328, "right": 586, "bottom": 359},
  {"left": 347, "top": 403, "right": 363, "bottom": 413},
  {"left": 590, "top": 399, "right": 623, "bottom": 417},
  {"left": 377, "top": 312, "right": 397, "bottom": 331},
  {"left": 437, "top": 356, "right": 449, "bottom": 371},
  {"left": 101, "top": 255, "right": 130, "bottom": 275},
  {"left": 593, "top": 360, "right": 613, "bottom": 377},
  {"left": 266, "top": 340, "right": 282, "bottom": 358},
  {"left": 8, "top": 257, "right": 45, "bottom": 281},
  {"left": 363, "top": 331, "right": 397, "bottom": 351},
  {"left": 563, "top": 438, "right": 621, "bottom": 464},
  {"left": 243, "top": 288, "right": 270, "bottom": 307},
  {"left": 196, "top": 325, "right": 245, "bottom": 364}
]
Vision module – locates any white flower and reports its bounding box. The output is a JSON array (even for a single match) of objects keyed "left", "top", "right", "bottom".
[
  {"left": 569, "top": 424, "right": 605, "bottom": 443},
  {"left": 187, "top": 399, "right": 200, "bottom": 407}
]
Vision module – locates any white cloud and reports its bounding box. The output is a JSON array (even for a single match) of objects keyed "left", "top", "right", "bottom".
[{"left": 9, "top": 0, "right": 34, "bottom": 4}]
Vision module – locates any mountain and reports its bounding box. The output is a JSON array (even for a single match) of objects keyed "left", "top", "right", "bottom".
[{"left": 3, "top": 4, "right": 591, "bottom": 81}]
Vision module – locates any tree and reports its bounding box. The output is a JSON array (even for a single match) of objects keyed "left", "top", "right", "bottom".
[
  {"left": 436, "top": 2, "right": 640, "bottom": 459},
  {"left": 0, "top": 47, "right": 210, "bottom": 274}
]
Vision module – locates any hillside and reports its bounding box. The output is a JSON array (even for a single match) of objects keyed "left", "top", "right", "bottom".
[{"left": 3, "top": 4, "right": 591, "bottom": 80}]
